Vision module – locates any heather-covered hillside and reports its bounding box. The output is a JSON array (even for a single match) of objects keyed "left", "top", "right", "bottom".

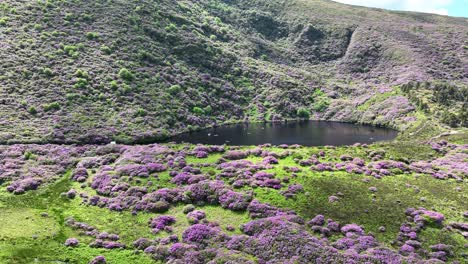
[
  {"left": 0, "top": 140, "right": 467, "bottom": 263},
  {"left": 0, "top": 0, "right": 466, "bottom": 144},
  {"left": 0, "top": 1, "right": 467, "bottom": 263}
]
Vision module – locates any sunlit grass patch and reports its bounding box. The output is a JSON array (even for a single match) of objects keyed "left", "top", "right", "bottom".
[{"left": 0, "top": 208, "right": 59, "bottom": 240}]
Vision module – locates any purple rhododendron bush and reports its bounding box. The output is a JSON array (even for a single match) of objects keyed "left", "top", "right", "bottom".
[{"left": 0, "top": 140, "right": 466, "bottom": 263}]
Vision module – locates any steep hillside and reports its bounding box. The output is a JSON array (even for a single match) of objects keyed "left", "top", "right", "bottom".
[
  {"left": 0, "top": 2, "right": 467, "bottom": 263},
  {"left": 0, "top": 0, "right": 467, "bottom": 144}
]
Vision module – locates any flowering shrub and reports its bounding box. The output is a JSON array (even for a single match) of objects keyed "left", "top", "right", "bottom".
[
  {"left": 341, "top": 224, "right": 365, "bottom": 236},
  {"left": 7, "top": 177, "right": 42, "bottom": 194},
  {"left": 413, "top": 209, "right": 445, "bottom": 225},
  {"left": 182, "top": 224, "right": 220, "bottom": 246},
  {"left": 196, "top": 151, "right": 208, "bottom": 158},
  {"left": 132, "top": 238, "right": 151, "bottom": 250},
  {"left": 328, "top": 195, "right": 339, "bottom": 203},
  {"left": 64, "top": 238, "right": 79, "bottom": 247},
  {"left": 89, "top": 256, "right": 106, "bottom": 264},
  {"left": 116, "top": 164, "right": 150, "bottom": 177},
  {"left": 65, "top": 189, "right": 77, "bottom": 199},
  {"left": 171, "top": 172, "right": 192, "bottom": 185},
  {"left": 262, "top": 156, "right": 278, "bottom": 164},
  {"left": 281, "top": 184, "right": 304, "bottom": 198},
  {"left": 247, "top": 200, "right": 292, "bottom": 219},
  {"left": 146, "top": 163, "right": 167, "bottom": 173},
  {"left": 149, "top": 216, "right": 177, "bottom": 234},
  {"left": 187, "top": 210, "right": 206, "bottom": 224},
  {"left": 71, "top": 167, "right": 89, "bottom": 182},
  {"left": 218, "top": 190, "right": 252, "bottom": 211},
  {"left": 90, "top": 240, "right": 125, "bottom": 249},
  {"left": 308, "top": 215, "right": 325, "bottom": 226},
  {"left": 223, "top": 151, "right": 248, "bottom": 160}
]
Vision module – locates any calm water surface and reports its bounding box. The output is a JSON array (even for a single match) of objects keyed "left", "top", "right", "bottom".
[{"left": 169, "top": 121, "right": 398, "bottom": 146}]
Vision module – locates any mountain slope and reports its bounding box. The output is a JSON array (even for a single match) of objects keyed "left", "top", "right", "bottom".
[{"left": 0, "top": 0, "right": 466, "bottom": 144}]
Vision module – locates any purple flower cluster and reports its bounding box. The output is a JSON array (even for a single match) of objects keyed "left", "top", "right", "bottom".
[
  {"left": 132, "top": 237, "right": 152, "bottom": 250},
  {"left": 171, "top": 172, "right": 206, "bottom": 185},
  {"left": 430, "top": 140, "right": 455, "bottom": 153},
  {"left": 187, "top": 210, "right": 206, "bottom": 224},
  {"left": 90, "top": 240, "right": 125, "bottom": 249},
  {"left": 262, "top": 156, "right": 279, "bottom": 165},
  {"left": 410, "top": 208, "right": 445, "bottom": 225},
  {"left": 235, "top": 214, "right": 411, "bottom": 263},
  {"left": 63, "top": 189, "right": 77, "bottom": 199},
  {"left": 65, "top": 217, "right": 125, "bottom": 249},
  {"left": 193, "top": 145, "right": 225, "bottom": 154},
  {"left": 223, "top": 150, "right": 249, "bottom": 160},
  {"left": 65, "top": 217, "right": 99, "bottom": 237},
  {"left": 429, "top": 244, "right": 453, "bottom": 261},
  {"left": 218, "top": 190, "right": 253, "bottom": 211},
  {"left": 182, "top": 224, "right": 221, "bottom": 246},
  {"left": 71, "top": 167, "right": 89, "bottom": 183},
  {"left": 328, "top": 195, "right": 339, "bottom": 203},
  {"left": 89, "top": 256, "right": 106, "bottom": 264},
  {"left": 307, "top": 215, "right": 341, "bottom": 236},
  {"left": 410, "top": 143, "right": 467, "bottom": 180},
  {"left": 149, "top": 215, "right": 177, "bottom": 234},
  {"left": 128, "top": 191, "right": 436, "bottom": 263},
  {"left": 392, "top": 208, "right": 449, "bottom": 257},
  {"left": 253, "top": 171, "right": 282, "bottom": 189},
  {"left": 280, "top": 184, "right": 304, "bottom": 198},
  {"left": 64, "top": 238, "right": 79, "bottom": 247},
  {"left": 190, "top": 145, "right": 226, "bottom": 159},
  {"left": 1, "top": 144, "right": 91, "bottom": 194},
  {"left": 195, "top": 151, "right": 208, "bottom": 158},
  {"left": 246, "top": 199, "right": 295, "bottom": 219},
  {"left": 341, "top": 223, "right": 365, "bottom": 236},
  {"left": 6, "top": 177, "right": 42, "bottom": 194}
]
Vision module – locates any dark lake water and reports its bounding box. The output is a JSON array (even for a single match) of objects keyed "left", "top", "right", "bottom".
[{"left": 169, "top": 121, "right": 398, "bottom": 146}]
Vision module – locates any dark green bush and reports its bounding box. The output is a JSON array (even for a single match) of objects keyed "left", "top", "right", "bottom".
[
  {"left": 118, "top": 68, "right": 134, "bottom": 81},
  {"left": 28, "top": 106, "right": 37, "bottom": 115},
  {"left": 43, "top": 102, "right": 60, "bottom": 112},
  {"left": 75, "top": 69, "right": 88, "bottom": 79},
  {"left": 74, "top": 78, "right": 88, "bottom": 89},
  {"left": 63, "top": 45, "right": 77, "bottom": 55},
  {"left": 100, "top": 45, "right": 112, "bottom": 55},
  {"left": 0, "top": 17, "right": 8, "bottom": 26},
  {"left": 42, "top": 68, "right": 53, "bottom": 77},
  {"left": 192, "top": 107, "right": 205, "bottom": 115},
  {"left": 203, "top": 105, "right": 212, "bottom": 114},
  {"left": 138, "top": 50, "right": 158, "bottom": 63},
  {"left": 441, "top": 111, "right": 460, "bottom": 128},
  {"left": 135, "top": 108, "right": 147, "bottom": 117},
  {"left": 85, "top": 32, "right": 99, "bottom": 40},
  {"left": 110, "top": 80, "right": 118, "bottom": 90},
  {"left": 168, "top": 84, "right": 182, "bottom": 95},
  {"left": 24, "top": 151, "right": 32, "bottom": 160},
  {"left": 296, "top": 107, "right": 310, "bottom": 119},
  {"left": 313, "top": 100, "right": 329, "bottom": 112},
  {"left": 66, "top": 93, "right": 79, "bottom": 101},
  {"left": 165, "top": 23, "right": 177, "bottom": 32}
]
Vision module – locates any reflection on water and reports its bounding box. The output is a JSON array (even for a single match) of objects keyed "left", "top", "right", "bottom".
[{"left": 169, "top": 121, "right": 398, "bottom": 146}]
